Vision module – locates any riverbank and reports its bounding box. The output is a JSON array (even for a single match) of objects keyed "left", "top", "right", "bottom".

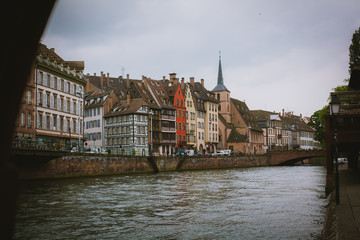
[
  {"left": 321, "top": 165, "right": 360, "bottom": 239},
  {"left": 13, "top": 155, "right": 269, "bottom": 180}
]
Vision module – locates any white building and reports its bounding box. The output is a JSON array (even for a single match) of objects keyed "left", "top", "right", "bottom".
[
  {"left": 84, "top": 91, "right": 117, "bottom": 149},
  {"left": 35, "top": 44, "right": 86, "bottom": 150}
]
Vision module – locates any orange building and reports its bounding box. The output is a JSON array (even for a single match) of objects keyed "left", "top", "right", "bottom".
[{"left": 166, "top": 74, "right": 186, "bottom": 150}]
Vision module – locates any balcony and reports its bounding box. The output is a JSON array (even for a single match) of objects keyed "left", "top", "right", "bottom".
[
  {"left": 161, "top": 139, "right": 177, "bottom": 144},
  {"left": 161, "top": 127, "right": 176, "bottom": 132},
  {"left": 161, "top": 115, "right": 175, "bottom": 121}
]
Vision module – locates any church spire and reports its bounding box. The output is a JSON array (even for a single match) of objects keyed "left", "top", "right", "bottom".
[
  {"left": 217, "top": 50, "right": 224, "bottom": 85},
  {"left": 212, "top": 50, "right": 229, "bottom": 92}
]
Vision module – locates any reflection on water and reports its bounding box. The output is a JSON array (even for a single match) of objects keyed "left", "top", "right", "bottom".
[{"left": 14, "top": 166, "right": 326, "bottom": 239}]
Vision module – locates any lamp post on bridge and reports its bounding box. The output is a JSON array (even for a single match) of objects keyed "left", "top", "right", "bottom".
[{"left": 330, "top": 94, "right": 340, "bottom": 205}]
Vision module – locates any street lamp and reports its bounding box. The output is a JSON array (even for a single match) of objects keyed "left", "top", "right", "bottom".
[
  {"left": 330, "top": 94, "right": 341, "bottom": 115},
  {"left": 330, "top": 94, "right": 340, "bottom": 205},
  {"left": 76, "top": 89, "right": 83, "bottom": 152}
]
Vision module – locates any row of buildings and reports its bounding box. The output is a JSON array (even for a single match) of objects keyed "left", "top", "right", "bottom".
[{"left": 13, "top": 44, "right": 319, "bottom": 155}]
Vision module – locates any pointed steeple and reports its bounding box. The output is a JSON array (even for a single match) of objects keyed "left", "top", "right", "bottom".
[
  {"left": 217, "top": 51, "right": 224, "bottom": 85},
  {"left": 212, "top": 50, "right": 229, "bottom": 92}
]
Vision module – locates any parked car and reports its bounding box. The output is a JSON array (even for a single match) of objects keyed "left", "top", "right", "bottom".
[
  {"left": 185, "top": 150, "right": 194, "bottom": 156},
  {"left": 338, "top": 158, "right": 348, "bottom": 164},
  {"left": 222, "top": 150, "right": 232, "bottom": 156}
]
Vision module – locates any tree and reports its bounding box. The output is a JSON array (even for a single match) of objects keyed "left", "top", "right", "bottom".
[
  {"left": 349, "top": 27, "right": 360, "bottom": 73},
  {"left": 308, "top": 106, "right": 328, "bottom": 148}
]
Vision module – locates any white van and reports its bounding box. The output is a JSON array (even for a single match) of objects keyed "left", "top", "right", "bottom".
[
  {"left": 186, "top": 150, "right": 194, "bottom": 156},
  {"left": 222, "top": 150, "right": 232, "bottom": 155}
]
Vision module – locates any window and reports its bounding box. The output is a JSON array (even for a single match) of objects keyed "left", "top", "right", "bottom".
[
  {"left": 53, "top": 95, "right": 57, "bottom": 109},
  {"left": 21, "top": 113, "right": 25, "bottom": 127},
  {"left": 27, "top": 113, "right": 31, "bottom": 128},
  {"left": 53, "top": 116, "right": 57, "bottom": 130},
  {"left": 46, "top": 93, "right": 50, "bottom": 107},
  {"left": 181, "top": 100, "right": 183, "bottom": 106},
  {"left": 54, "top": 77, "right": 57, "bottom": 89},
  {"left": 177, "top": 99, "right": 179, "bottom": 106},
  {"left": 183, "top": 135, "right": 186, "bottom": 141},
  {"left": 47, "top": 74, "right": 50, "bottom": 87},
  {"left": 73, "top": 119, "right": 76, "bottom": 133},
  {"left": 60, "top": 97, "right": 63, "bottom": 110},
  {"left": 179, "top": 122, "right": 181, "bottom": 130},
  {"left": 38, "top": 114, "right": 42, "bottom": 129},
  {"left": 198, "top": 132, "right": 201, "bottom": 140},
  {"left": 61, "top": 79, "right": 64, "bottom": 91},
  {"left": 97, "top": 107, "right": 100, "bottom": 115},
  {"left": 27, "top": 91, "right": 32, "bottom": 104},
  {"left": 73, "top": 101, "right": 77, "bottom": 114},
  {"left": 67, "top": 99, "right": 70, "bottom": 112},
  {"left": 38, "top": 71, "right": 43, "bottom": 84},
  {"left": 46, "top": 115, "right": 50, "bottom": 129},
  {"left": 67, "top": 82, "right": 70, "bottom": 93},
  {"left": 183, "top": 110, "right": 186, "bottom": 119},
  {"left": 60, "top": 117, "right": 63, "bottom": 131}
]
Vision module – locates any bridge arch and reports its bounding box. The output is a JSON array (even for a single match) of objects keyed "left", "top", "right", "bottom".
[{"left": 269, "top": 150, "right": 325, "bottom": 166}]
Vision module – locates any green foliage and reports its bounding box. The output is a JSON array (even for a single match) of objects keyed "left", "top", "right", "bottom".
[
  {"left": 332, "top": 78, "right": 351, "bottom": 92},
  {"left": 308, "top": 106, "right": 328, "bottom": 148},
  {"left": 349, "top": 27, "right": 360, "bottom": 73}
]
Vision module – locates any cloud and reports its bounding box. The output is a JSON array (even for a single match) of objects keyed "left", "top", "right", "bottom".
[{"left": 42, "top": 0, "right": 360, "bottom": 117}]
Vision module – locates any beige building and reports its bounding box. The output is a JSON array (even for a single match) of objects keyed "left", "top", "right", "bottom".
[
  {"left": 184, "top": 79, "right": 197, "bottom": 150},
  {"left": 35, "top": 44, "right": 86, "bottom": 150}
]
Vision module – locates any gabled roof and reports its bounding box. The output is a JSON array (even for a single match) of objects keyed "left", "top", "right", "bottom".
[
  {"left": 84, "top": 90, "right": 113, "bottom": 109},
  {"left": 280, "top": 114, "right": 315, "bottom": 132},
  {"left": 104, "top": 98, "right": 149, "bottom": 117},
  {"left": 145, "top": 78, "right": 176, "bottom": 110},
  {"left": 231, "top": 98, "right": 262, "bottom": 132},
  {"left": 227, "top": 128, "right": 247, "bottom": 143}
]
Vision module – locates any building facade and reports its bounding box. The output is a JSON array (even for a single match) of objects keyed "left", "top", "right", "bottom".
[
  {"left": 13, "top": 66, "right": 36, "bottom": 147},
  {"left": 104, "top": 98, "right": 149, "bottom": 156},
  {"left": 35, "top": 44, "right": 86, "bottom": 150},
  {"left": 84, "top": 90, "right": 118, "bottom": 149}
]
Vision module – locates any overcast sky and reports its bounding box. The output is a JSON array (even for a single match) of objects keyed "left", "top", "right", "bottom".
[{"left": 42, "top": 0, "right": 360, "bottom": 117}]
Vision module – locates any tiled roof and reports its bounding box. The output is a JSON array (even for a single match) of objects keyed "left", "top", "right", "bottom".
[
  {"left": 227, "top": 128, "right": 247, "bottom": 143},
  {"left": 231, "top": 98, "right": 262, "bottom": 132},
  {"left": 104, "top": 98, "right": 149, "bottom": 117}
]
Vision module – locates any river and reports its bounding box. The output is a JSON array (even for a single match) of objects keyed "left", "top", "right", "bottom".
[{"left": 14, "top": 166, "right": 327, "bottom": 240}]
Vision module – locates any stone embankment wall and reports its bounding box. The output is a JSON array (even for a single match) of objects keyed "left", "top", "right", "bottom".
[{"left": 15, "top": 155, "right": 270, "bottom": 180}]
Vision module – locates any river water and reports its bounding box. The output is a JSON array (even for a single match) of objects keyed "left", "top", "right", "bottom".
[{"left": 14, "top": 166, "right": 327, "bottom": 240}]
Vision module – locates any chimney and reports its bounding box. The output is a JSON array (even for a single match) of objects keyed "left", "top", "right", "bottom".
[
  {"left": 201, "top": 78, "right": 204, "bottom": 87},
  {"left": 107, "top": 73, "right": 110, "bottom": 87},
  {"left": 282, "top": 109, "right": 284, "bottom": 117},
  {"left": 100, "top": 71, "right": 104, "bottom": 89},
  {"left": 126, "top": 74, "right": 130, "bottom": 89},
  {"left": 300, "top": 113, "right": 302, "bottom": 119},
  {"left": 127, "top": 92, "right": 131, "bottom": 104},
  {"left": 190, "top": 77, "right": 194, "bottom": 86},
  {"left": 181, "top": 77, "right": 185, "bottom": 90},
  {"left": 94, "top": 73, "right": 96, "bottom": 76},
  {"left": 50, "top": 48, "right": 55, "bottom": 52},
  {"left": 169, "top": 73, "right": 177, "bottom": 82},
  {"left": 163, "top": 76, "right": 166, "bottom": 81},
  {"left": 85, "top": 77, "right": 90, "bottom": 93}
]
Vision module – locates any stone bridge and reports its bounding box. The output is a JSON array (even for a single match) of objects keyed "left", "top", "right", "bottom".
[{"left": 269, "top": 150, "right": 325, "bottom": 166}]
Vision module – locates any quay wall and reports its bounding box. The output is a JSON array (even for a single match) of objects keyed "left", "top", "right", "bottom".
[{"left": 15, "top": 155, "right": 270, "bottom": 180}]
